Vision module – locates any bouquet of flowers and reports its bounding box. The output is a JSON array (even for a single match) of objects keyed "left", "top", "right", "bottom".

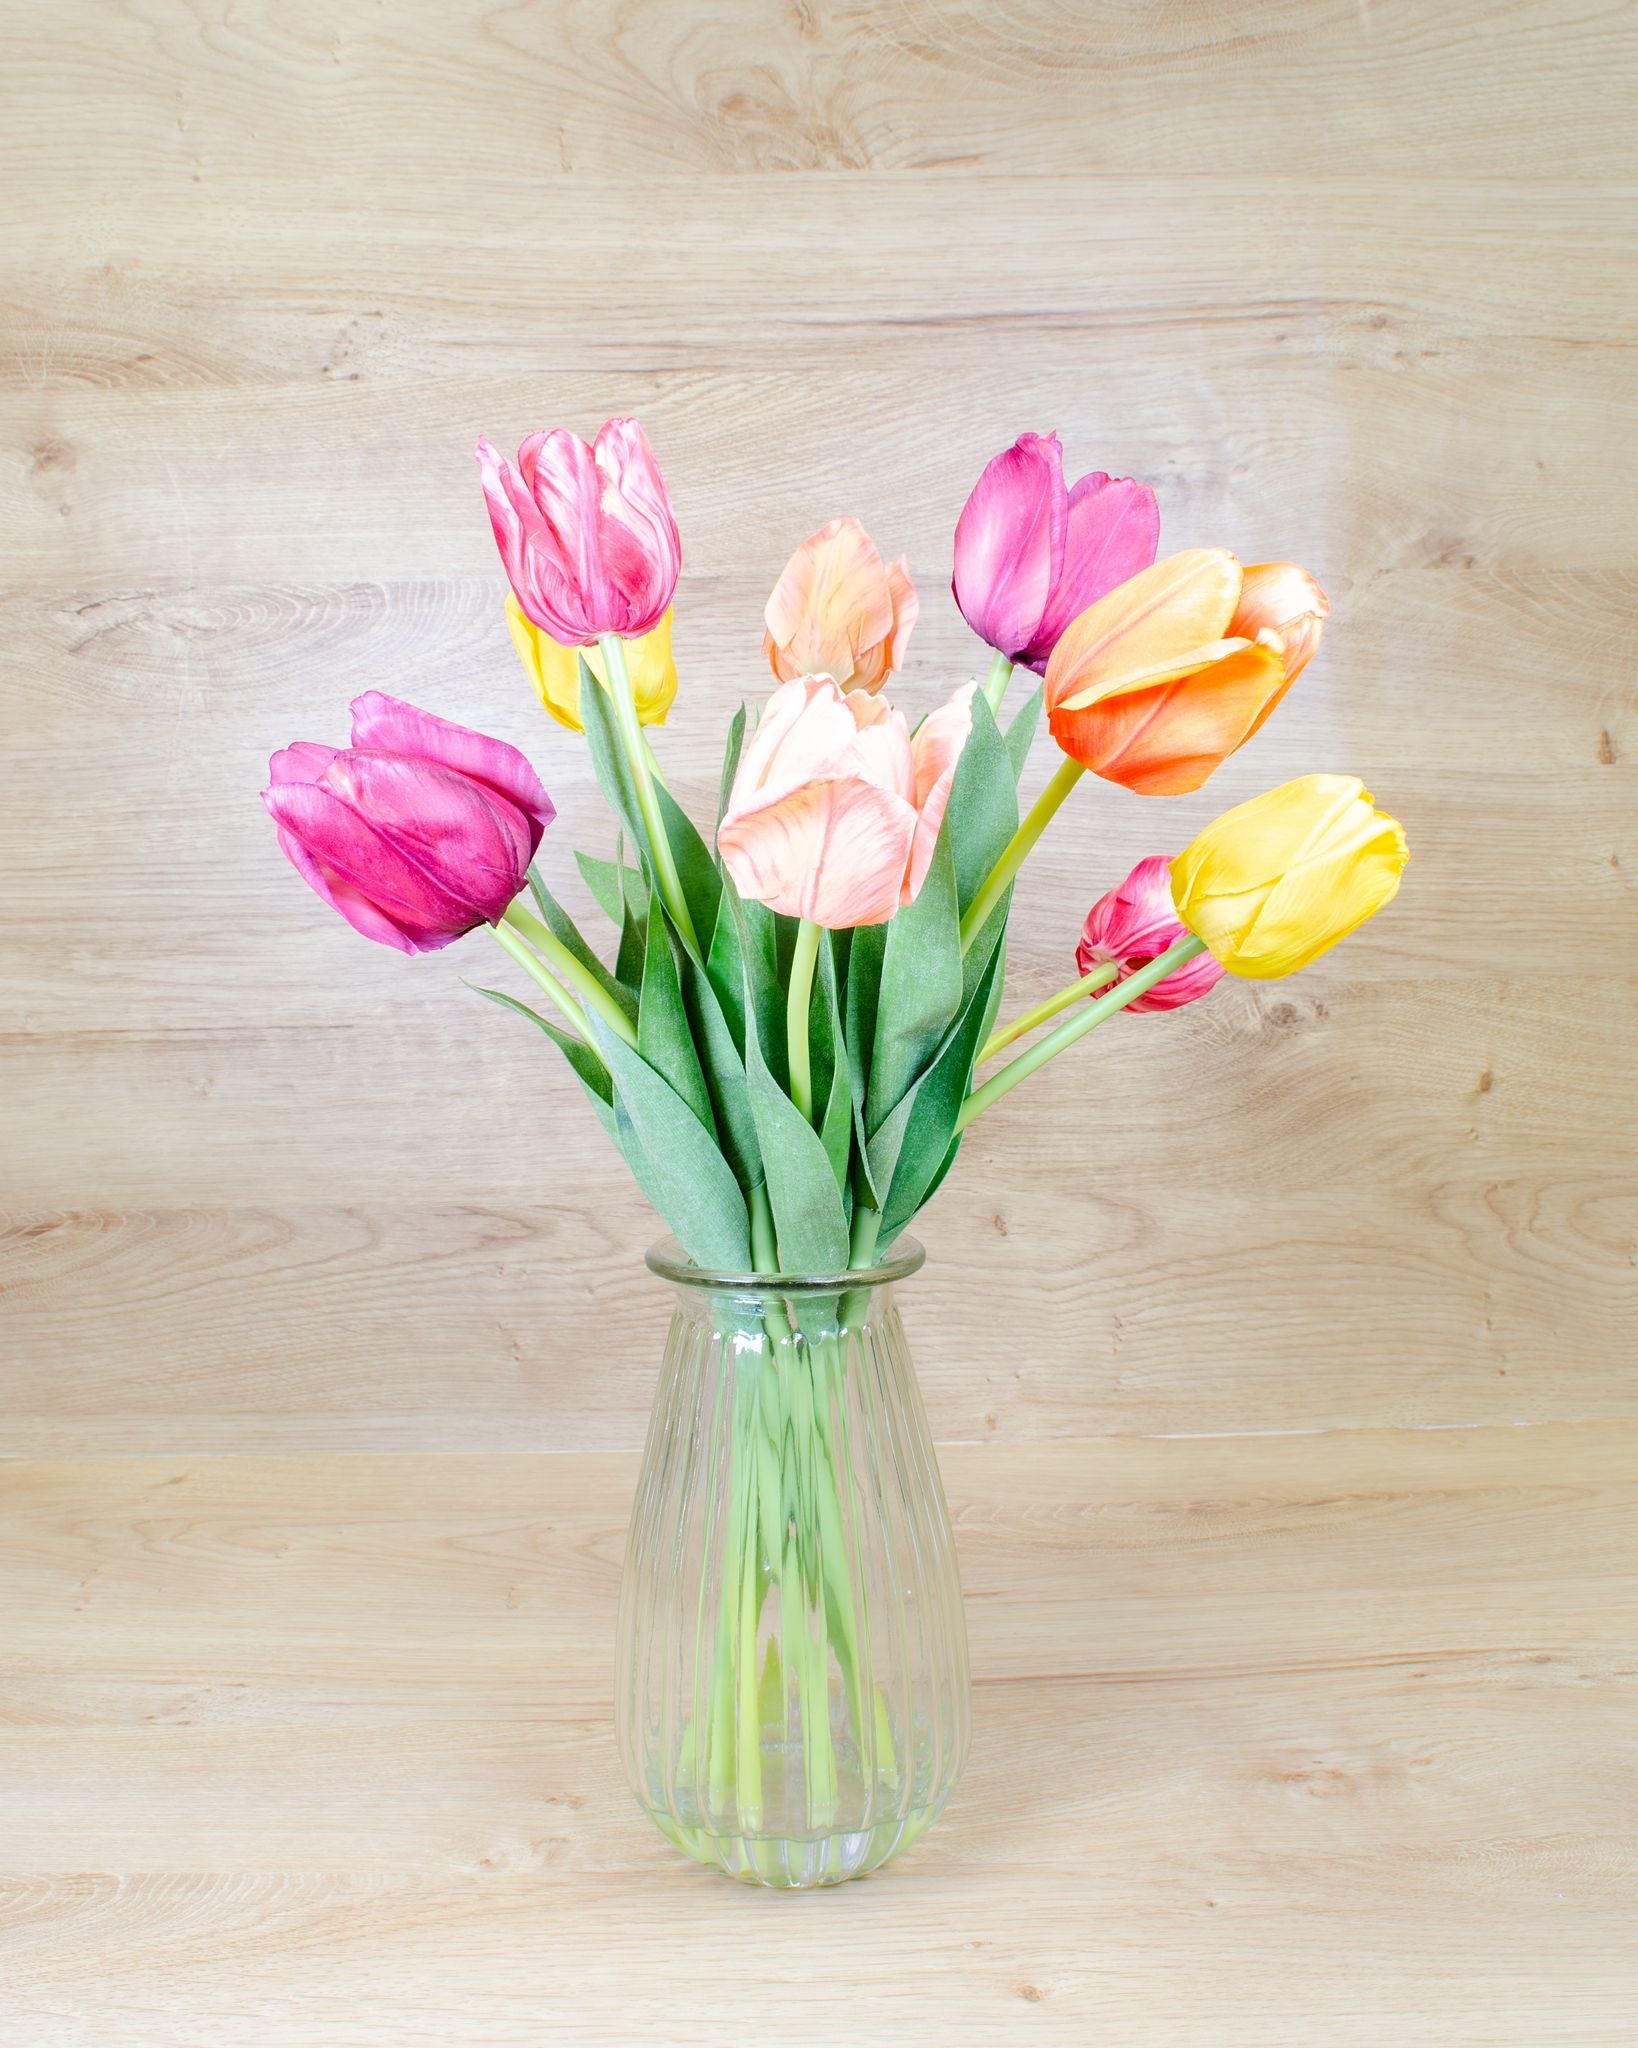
[{"left": 264, "top": 418, "right": 1408, "bottom": 1887}]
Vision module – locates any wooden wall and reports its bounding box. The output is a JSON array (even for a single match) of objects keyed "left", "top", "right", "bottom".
[{"left": 6, "top": 2, "right": 1634, "bottom": 1454}]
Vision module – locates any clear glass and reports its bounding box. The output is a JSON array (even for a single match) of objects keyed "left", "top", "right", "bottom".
[{"left": 616, "top": 1237, "right": 971, "bottom": 1887}]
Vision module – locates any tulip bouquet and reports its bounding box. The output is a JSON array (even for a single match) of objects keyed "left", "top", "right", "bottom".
[{"left": 265, "top": 418, "right": 1407, "bottom": 1881}]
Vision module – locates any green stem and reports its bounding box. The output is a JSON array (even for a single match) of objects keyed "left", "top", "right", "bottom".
[
  {"left": 749, "top": 1181, "right": 779, "bottom": 1275},
  {"left": 849, "top": 1203, "right": 881, "bottom": 1270},
  {"left": 957, "top": 935, "right": 1207, "bottom": 1129},
  {"left": 982, "top": 648, "right": 1014, "bottom": 719},
  {"left": 598, "top": 632, "right": 698, "bottom": 955},
  {"left": 500, "top": 902, "right": 637, "bottom": 1048},
  {"left": 959, "top": 756, "right": 1086, "bottom": 955},
  {"left": 786, "top": 919, "right": 822, "bottom": 1124},
  {"left": 489, "top": 921, "right": 602, "bottom": 1057},
  {"left": 979, "top": 959, "right": 1120, "bottom": 1063}
]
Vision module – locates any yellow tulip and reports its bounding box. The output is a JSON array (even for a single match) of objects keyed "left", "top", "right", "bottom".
[
  {"left": 506, "top": 594, "right": 678, "bottom": 733},
  {"left": 1170, "top": 774, "right": 1408, "bottom": 979}
]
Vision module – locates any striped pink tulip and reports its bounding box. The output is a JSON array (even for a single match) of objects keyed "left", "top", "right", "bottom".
[
  {"left": 476, "top": 417, "right": 681, "bottom": 644},
  {"left": 1076, "top": 854, "right": 1225, "bottom": 1012},
  {"left": 264, "top": 693, "right": 554, "bottom": 953}
]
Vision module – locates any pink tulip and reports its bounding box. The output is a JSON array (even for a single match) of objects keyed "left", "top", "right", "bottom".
[
  {"left": 263, "top": 692, "right": 554, "bottom": 953},
  {"left": 475, "top": 417, "right": 681, "bottom": 644},
  {"left": 1075, "top": 854, "right": 1225, "bottom": 1012},
  {"left": 953, "top": 432, "right": 1160, "bottom": 672},
  {"left": 718, "top": 677, "right": 975, "bottom": 928}
]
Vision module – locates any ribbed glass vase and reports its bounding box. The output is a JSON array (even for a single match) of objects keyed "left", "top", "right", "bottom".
[{"left": 615, "top": 1237, "right": 971, "bottom": 1888}]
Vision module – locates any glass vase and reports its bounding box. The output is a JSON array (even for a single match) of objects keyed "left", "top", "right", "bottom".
[{"left": 615, "top": 1237, "right": 971, "bottom": 1888}]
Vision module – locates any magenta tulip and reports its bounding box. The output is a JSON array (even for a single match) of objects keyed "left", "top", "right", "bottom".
[
  {"left": 476, "top": 417, "right": 681, "bottom": 644},
  {"left": 1076, "top": 854, "right": 1225, "bottom": 1012},
  {"left": 263, "top": 692, "right": 554, "bottom": 954},
  {"left": 953, "top": 432, "right": 1160, "bottom": 672}
]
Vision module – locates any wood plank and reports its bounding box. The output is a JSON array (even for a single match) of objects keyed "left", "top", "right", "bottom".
[
  {"left": 2, "top": 1432, "right": 1634, "bottom": 2042},
  {"left": 5, "top": 1, "right": 1635, "bottom": 189}
]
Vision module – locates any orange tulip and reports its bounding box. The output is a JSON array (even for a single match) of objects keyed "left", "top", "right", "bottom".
[
  {"left": 1043, "top": 549, "right": 1328, "bottom": 796},
  {"left": 763, "top": 518, "right": 919, "bottom": 695}
]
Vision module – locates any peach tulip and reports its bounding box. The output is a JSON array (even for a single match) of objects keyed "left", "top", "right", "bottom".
[
  {"left": 718, "top": 676, "right": 975, "bottom": 927},
  {"left": 763, "top": 518, "right": 918, "bottom": 694},
  {"left": 1076, "top": 854, "right": 1225, "bottom": 1012},
  {"left": 476, "top": 417, "right": 681, "bottom": 645},
  {"left": 1044, "top": 549, "right": 1329, "bottom": 795}
]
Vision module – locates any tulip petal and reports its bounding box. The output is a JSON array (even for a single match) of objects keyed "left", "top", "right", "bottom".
[
  {"left": 1018, "top": 473, "right": 1162, "bottom": 672},
  {"left": 268, "top": 820, "right": 423, "bottom": 953},
  {"left": 323, "top": 751, "right": 536, "bottom": 918},
  {"left": 883, "top": 555, "right": 920, "bottom": 675},
  {"left": 765, "top": 518, "right": 904, "bottom": 692},
  {"left": 719, "top": 776, "right": 917, "bottom": 928},
  {"left": 349, "top": 690, "right": 555, "bottom": 849},
  {"left": 267, "top": 742, "right": 341, "bottom": 787},
  {"left": 952, "top": 431, "right": 1066, "bottom": 657},
  {"left": 905, "top": 681, "right": 977, "bottom": 903},
  {"left": 593, "top": 418, "right": 683, "bottom": 634},
  {"left": 476, "top": 437, "right": 589, "bottom": 643},
  {"left": 1050, "top": 637, "right": 1287, "bottom": 795},
  {"left": 1171, "top": 774, "right": 1408, "bottom": 978},
  {"left": 1045, "top": 548, "right": 1244, "bottom": 714},
  {"left": 517, "top": 429, "right": 604, "bottom": 598},
  {"left": 1231, "top": 562, "right": 1329, "bottom": 686},
  {"left": 264, "top": 779, "right": 487, "bottom": 942}
]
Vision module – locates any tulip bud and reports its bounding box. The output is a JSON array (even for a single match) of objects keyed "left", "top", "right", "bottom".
[
  {"left": 1170, "top": 775, "right": 1408, "bottom": 979},
  {"left": 763, "top": 517, "right": 918, "bottom": 694},
  {"left": 476, "top": 418, "right": 681, "bottom": 645},
  {"left": 507, "top": 595, "right": 677, "bottom": 733},
  {"left": 263, "top": 693, "right": 554, "bottom": 953},
  {"left": 1077, "top": 855, "right": 1225, "bottom": 1011},
  {"left": 717, "top": 677, "right": 975, "bottom": 928},
  {"left": 952, "top": 431, "right": 1159, "bottom": 671},
  {"left": 1045, "top": 550, "right": 1329, "bottom": 796}
]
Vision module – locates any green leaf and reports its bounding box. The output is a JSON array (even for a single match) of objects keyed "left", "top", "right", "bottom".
[
  {"left": 729, "top": 890, "right": 784, "bottom": 1084},
  {"left": 841, "top": 921, "right": 886, "bottom": 1207},
  {"left": 467, "top": 983, "right": 612, "bottom": 1105},
  {"left": 678, "top": 948, "right": 763, "bottom": 1194},
  {"left": 578, "top": 655, "right": 647, "bottom": 862},
  {"left": 717, "top": 701, "right": 748, "bottom": 833},
  {"left": 949, "top": 687, "right": 1022, "bottom": 916},
  {"left": 866, "top": 832, "right": 962, "bottom": 1132},
  {"left": 576, "top": 849, "right": 649, "bottom": 927},
  {"left": 588, "top": 1017, "right": 753, "bottom": 1271},
  {"left": 1003, "top": 683, "right": 1044, "bottom": 784},
  {"left": 815, "top": 934, "right": 853, "bottom": 1195},
  {"left": 653, "top": 773, "right": 723, "bottom": 959},
  {"left": 874, "top": 930, "right": 1008, "bottom": 1239},
  {"left": 615, "top": 881, "right": 647, "bottom": 995},
  {"left": 638, "top": 895, "right": 715, "bottom": 1130},
  {"left": 738, "top": 958, "right": 851, "bottom": 1277},
  {"left": 527, "top": 867, "right": 637, "bottom": 1028},
  {"left": 705, "top": 886, "right": 747, "bottom": 1050}
]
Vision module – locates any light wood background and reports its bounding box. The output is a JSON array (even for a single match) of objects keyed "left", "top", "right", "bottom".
[{"left": 3, "top": 2, "right": 1635, "bottom": 2041}]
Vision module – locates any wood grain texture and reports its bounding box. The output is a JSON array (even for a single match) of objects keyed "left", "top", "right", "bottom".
[
  {"left": 2, "top": 1433, "right": 1635, "bottom": 2043},
  {"left": 2, "top": 1, "right": 1636, "bottom": 2038}
]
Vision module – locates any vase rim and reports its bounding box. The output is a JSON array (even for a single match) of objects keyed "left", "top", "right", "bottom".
[{"left": 644, "top": 1234, "right": 925, "bottom": 1294}]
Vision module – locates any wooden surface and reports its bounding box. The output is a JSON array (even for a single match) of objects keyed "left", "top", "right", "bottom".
[{"left": 2, "top": 1, "right": 1635, "bottom": 2041}]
